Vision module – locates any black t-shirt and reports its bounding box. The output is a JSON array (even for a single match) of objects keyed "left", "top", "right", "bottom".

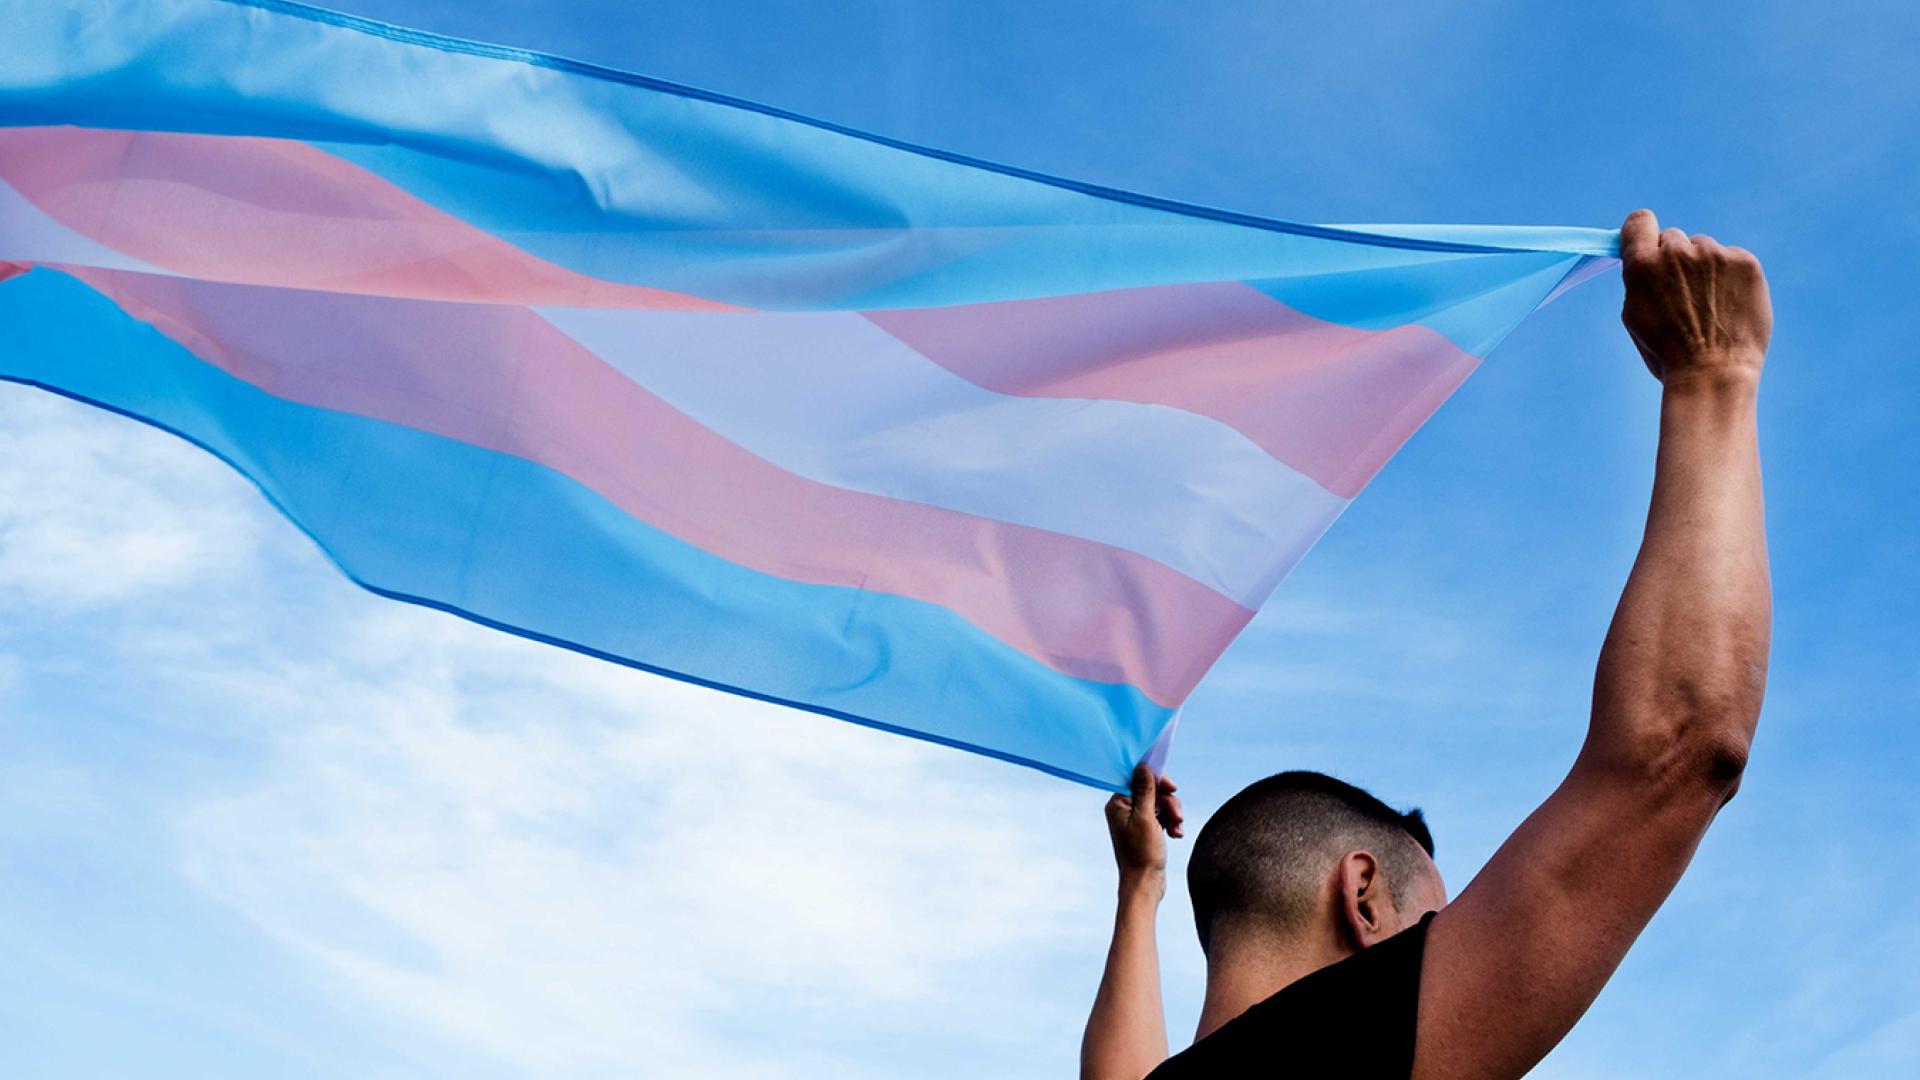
[{"left": 1146, "top": 912, "right": 1433, "bottom": 1079}]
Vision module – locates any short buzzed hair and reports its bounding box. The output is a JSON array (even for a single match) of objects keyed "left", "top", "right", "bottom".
[{"left": 1187, "top": 771, "right": 1436, "bottom": 955}]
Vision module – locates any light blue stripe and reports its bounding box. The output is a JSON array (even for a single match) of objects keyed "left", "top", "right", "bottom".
[
  {"left": 1251, "top": 251, "right": 1588, "bottom": 356},
  {"left": 0, "top": 267, "right": 1171, "bottom": 790},
  {"left": 0, "top": 0, "right": 1613, "bottom": 350}
]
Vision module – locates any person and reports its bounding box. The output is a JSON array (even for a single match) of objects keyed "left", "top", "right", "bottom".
[{"left": 1080, "top": 208, "right": 1773, "bottom": 1080}]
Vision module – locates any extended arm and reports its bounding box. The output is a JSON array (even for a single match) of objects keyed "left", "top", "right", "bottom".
[
  {"left": 1413, "top": 210, "right": 1773, "bottom": 1080},
  {"left": 1082, "top": 766, "right": 1184, "bottom": 1080}
]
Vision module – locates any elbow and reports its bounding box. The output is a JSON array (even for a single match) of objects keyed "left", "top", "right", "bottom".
[
  {"left": 1683, "top": 728, "right": 1752, "bottom": 803},
  {"left": 1595, "top": 656, "right": 1764, "bottom": 803},
  {"left": 1589, "top": 724, "right": 1751, "bottom": 810},
  {"left": 1599, "top": 690, "right": 1758, "bottom": 804},
  {"left": 1636, "top": 722, "right": 1753, "bottom": 804},
  {"left": 1676, "top": 666, "right": 1764, "bottom": 800}
]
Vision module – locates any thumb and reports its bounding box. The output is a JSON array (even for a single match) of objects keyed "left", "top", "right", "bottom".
[
  {"left": 1620, "top": 208, "right": 1659, "bottom": 264},
  {"left": 1128, "top": 763, "right": 1156, "bottom": 818}
]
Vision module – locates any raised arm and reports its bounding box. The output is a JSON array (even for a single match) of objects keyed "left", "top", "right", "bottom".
[
  {"left": 1413, "top": 210, "right": 1773, "bottom": 1080},
  {"left": 1082, "top": 766, "right": 1184, "bottom": 1080}
]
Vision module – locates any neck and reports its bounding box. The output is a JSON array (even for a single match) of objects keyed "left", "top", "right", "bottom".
[{"left": 1194, "top": 926, "right": 1352, "bottom": 1039}]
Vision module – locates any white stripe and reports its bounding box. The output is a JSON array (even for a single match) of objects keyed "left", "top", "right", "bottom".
[
  {"left": 0, "top": 176, "right": 164, "bottom": 273},
  {"left": 536, "top": 306, "right": 1348, "bottom": 606}
]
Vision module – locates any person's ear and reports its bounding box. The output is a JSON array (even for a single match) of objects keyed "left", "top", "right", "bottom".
[{"left": 1336, "top": 850, "right": 1397, "bottom": 949}]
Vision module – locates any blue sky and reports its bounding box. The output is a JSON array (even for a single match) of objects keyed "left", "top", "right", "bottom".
[{"left": 2, "top": 1, "right": 1916, "bottom": 1076}]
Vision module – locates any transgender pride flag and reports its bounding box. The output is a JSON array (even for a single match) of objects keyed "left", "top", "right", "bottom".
[{"left": 0, "top": 0, "right": 1617, "bottom": 789}]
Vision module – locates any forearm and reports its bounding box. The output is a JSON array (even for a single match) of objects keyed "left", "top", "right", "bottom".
[
  {"left": 1080, "top": 873, "right": 1170, "bottom": 1080},
  {"left": 1590, "top": 368, "right": 1770, "bottom": 783}
]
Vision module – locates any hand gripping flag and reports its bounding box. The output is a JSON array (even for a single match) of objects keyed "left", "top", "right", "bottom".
[{"left": 0, "top": 0, "right": 1617, "bottom": 789}]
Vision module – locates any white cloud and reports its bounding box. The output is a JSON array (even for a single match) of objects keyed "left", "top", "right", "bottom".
[
  {"left": 0, "top": 391, "right": 266, "bottom": 611},
  {"left": 0, "top": 381, "right": 1117, "bottom": 1077},
  {"left": 174, "top": 607, "right": 1106, "bottom": 1077}
]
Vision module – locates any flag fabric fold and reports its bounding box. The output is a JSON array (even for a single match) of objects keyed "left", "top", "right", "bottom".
[{"left": 0, "top": 0, "right": 1617, "bottom": 789}]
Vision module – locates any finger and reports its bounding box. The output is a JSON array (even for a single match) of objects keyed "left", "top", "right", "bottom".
[
  {"left": 1159, "top": 776, "right": 1178, "bottom": 794},
  {"left": 1159, "top": 793, "right": 1186, "bottom": 837},
  {"left": 1690, "top": 233, "right": 1720, "bottom": 252},
  {"left": 1620, "top": 208, "right": 1659, "bottom": 263},
  {"left": 1128, "top": 763, "right": 1156, "bottom": 820},
  {"left": 1659, "top": 227, "right": 1691, "bottom": 258},
  {"left": 1129, "top": 763, "right": 1155, "bottom": 800}
]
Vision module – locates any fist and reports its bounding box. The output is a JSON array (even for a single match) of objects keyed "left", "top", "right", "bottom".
[
  {"left": 1619, "top": 209, "right": 1771, "bottom": 388},
  {"left": 1104, "top": 765, "right": 1184, "bottom": 885}
]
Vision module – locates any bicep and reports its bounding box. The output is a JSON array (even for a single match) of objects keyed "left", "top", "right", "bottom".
[{"left": 1411, "top": 751, "right": 1735, "bottom": 1080}]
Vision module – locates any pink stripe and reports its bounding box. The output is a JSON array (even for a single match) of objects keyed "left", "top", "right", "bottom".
[
  {"left": 2, "top": 126, "right": 1477, "bottom": 500},
  {"left": 67, "top": 267, "right": 1252, "bottom": 705},
  {"left": 0, "top": 127, "right": 735, "bottom": 311},
  {"left": 863, "top": 283, "right": 1481, "bottom": 498},
  {"left": 0, "top": 262, "right": 26, "bottom": 285}
]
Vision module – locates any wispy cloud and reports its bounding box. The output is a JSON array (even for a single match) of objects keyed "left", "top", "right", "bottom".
[
  {"left": 170, "top": 607, "right": 1108, "bottom": 1076},
  {"left": 0, "top": 394, "right": 265, "bottom": 611},
  {"left": 0, "top": 383, "right": 1127, "bottom": 1077}
]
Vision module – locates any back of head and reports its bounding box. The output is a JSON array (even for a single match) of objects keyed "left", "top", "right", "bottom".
[{"left": 1187, "top": 771, "right": 1436, "bottom": 955}]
